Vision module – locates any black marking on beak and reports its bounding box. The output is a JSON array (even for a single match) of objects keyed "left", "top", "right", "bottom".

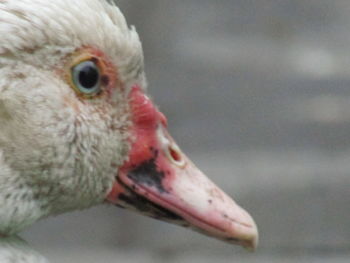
[
  {"left": 127, "top": 157, "right": 167, "bottom": 193},
  {"left": 116, "top": 178, "right": 185, "bottom": 223}
]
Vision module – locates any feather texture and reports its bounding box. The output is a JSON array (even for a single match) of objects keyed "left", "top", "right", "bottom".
[{"left": 0, "top": 0, "right": 142, "bottom": 234}]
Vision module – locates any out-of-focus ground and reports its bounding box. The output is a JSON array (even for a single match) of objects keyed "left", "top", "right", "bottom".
[{"left": 23, "top": 1, "right": 350, "bottom": 262}]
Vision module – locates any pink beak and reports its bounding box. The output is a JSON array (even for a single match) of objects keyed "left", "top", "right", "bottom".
[{"left": 107, "top": 87, "right": 258, "bottom": 250}]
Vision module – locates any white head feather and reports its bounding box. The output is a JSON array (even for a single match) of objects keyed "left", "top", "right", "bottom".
[
  {"left": 0, "top": 0, "right": 145, "bottom": 85},
  {"left": 0, "top": 0, "right": 145, "bottom": 234}
]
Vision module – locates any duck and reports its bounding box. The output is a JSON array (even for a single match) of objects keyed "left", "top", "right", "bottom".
[{"left": 0, "top": 0, "right": 258, "bottom": 251}]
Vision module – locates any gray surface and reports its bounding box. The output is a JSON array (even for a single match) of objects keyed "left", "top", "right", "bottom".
[{"left": 21, "top": 0, "right": 350, "bottom": 262}]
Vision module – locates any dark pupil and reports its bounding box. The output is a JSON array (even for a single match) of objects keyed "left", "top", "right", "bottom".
[{"left": 79, "top": 63, "right": 99, "bottom": 89}]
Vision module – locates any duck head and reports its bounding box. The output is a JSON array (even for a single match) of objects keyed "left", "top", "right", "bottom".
[{"left": 0, "top": 0, "right": 258, "bottom": 249}]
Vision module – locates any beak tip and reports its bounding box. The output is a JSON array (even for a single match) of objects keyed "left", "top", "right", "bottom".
[
  {"left": 248, "top": 224, "right": 259, "bottom": 252},
  {"left": 246, "top": 232, "right": 259, "bottom": 252},
  {"left": 229, "top": 211, "right": 259, "bottom": 251},
  {"left": 244, "top": 217, "right": 259, "bottom": 252},
  {"left": 235, "top": 230, "right": 258, "bottom": 252},
  {"left": 247, "top": 216, "right": 259, "bottom": 251}
]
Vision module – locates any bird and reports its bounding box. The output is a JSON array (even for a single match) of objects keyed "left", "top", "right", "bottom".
[{"left": 0, "top": 0, "right": 258, "bottom": 252}]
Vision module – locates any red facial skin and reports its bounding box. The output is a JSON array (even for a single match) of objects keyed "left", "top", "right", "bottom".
[{"left": 106, "top": 86, "right": 170, "bottom": 200}]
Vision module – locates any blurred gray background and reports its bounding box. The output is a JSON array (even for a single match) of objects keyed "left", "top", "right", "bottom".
[{"left": 23, "top": 1, "right": 350, "bottom": 262}]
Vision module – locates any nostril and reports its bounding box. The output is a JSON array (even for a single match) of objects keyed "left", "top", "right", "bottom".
[
  {"left": 169, "top": 146, "right": 181, "bottom": 162},
  {"left": 167, "top": 145, "right": 186, "bottom": 167}
]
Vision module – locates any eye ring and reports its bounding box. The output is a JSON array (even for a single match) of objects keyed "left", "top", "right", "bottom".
[{"left": 71, "top": 60, "right": 101, "bottom": 96}]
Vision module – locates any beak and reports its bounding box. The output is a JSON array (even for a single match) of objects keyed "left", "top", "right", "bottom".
[{"left": 106, "top": 87, "right": 258, "bottom": 250}]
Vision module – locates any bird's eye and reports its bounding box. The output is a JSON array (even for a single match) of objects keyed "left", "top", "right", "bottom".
[{"left": 72, "top": 60, "right": 101, "bottom": 95}]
